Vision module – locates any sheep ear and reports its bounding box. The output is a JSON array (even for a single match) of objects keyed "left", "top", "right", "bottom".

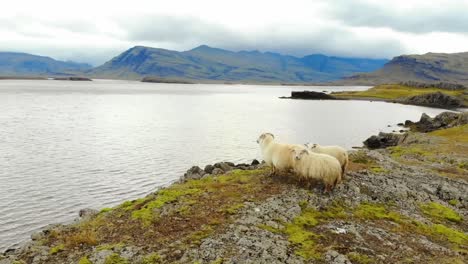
[
  {"left": 301, "top": 149, "right": 309, "bottom": 155},
  {"left": 268, "top": 133, "right": 275, "bottom": 139}
]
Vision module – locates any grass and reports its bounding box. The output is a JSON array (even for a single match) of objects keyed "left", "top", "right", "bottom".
[
  {"left": 49, "top": 244, "right": 64, "bottom": 255},
  {"left": 332, "top": 84, "right": 465, "bottom": 100},
  {"left": 40, "top": 167, "right": 286, "bottom": 263},
  {"left": 104, "top": 253, "right": 129, "bottom": 264},
  {"left": 419, "top": 202, "right": 463, "bottom": 223},
  {"left": 141, "top": 253, "right": 162, "bottom": 264},
  {"left": 283, "top": 203, "right": 348, "bottom": 260},
  {"left": 353, "top": 203, "right": 403, "bottom": 223},
  {"left": 347, "top": 252, "right": 375, "bottom": 264},
  {"left": 387, "top": 126, "right": 468, "bottom": 180},
  {"left": 429, "top": 124, "right": 468, "bottom": 143},
  {"left": 78, "top": 256, "right": 93, "bottom": 264}
]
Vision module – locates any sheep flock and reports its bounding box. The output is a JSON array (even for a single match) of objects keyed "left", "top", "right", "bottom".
[{"left": 257, "top": 133, "right": 349, "bottom": 192}]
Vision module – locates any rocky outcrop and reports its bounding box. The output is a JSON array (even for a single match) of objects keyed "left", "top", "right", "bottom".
[
  {"left": 400, "top": 92, "right": 465, "bottom": 108},
  {"left": 53, "top": 77, "right": 92, "bottom": 81},
  {"left": 399, "top": 81, "right": 465, "bottom": 90},
  {"left": 363, "top": 132, "right": 406, "bottom": 149},
  {"left": 283, "top": 91, "right": 339, "bottom": 100},
  {"left": 405, "top": 111, "right": 467, "bottom": 132},
  {"left": 180, "top": 160, "right": 262, "bottom": 182}
]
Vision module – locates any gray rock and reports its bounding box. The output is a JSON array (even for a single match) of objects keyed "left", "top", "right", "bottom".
[
  {"left": 325, "top": 250, "right": 352, "bottom": 264},
  {"left": 204, "top": 164, "right": 215, "bottom": 174},
  {"left": 212, "top": 168, "right": 224, "bottom": 175},
  {"left": 79, "top": 208, "right": 98, "bottom": 220},
  {"left": 363, "top": 132, "right": 405, "bottom": 149},
  {"left": 183, "top": 166, "right": 206, "bottom": 181},
  {"left": 214, "top": 162, "right": 233, "bottom": 172}
]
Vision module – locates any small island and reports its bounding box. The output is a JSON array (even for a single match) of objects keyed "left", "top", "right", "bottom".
[
  {"left": 284, "top": 82, "right": 468, "bottom": 109},
  {"left": 53, "top": 77, "right": 92, "bottom": 81}
]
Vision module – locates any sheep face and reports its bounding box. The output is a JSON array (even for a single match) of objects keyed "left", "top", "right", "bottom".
[
  {"left": 293, "top": 148, "right": 309, "bottom": 161},
  {"left": 305, "top": 143, "right": 318, "bottom": 149},
  {"left": 257, "top": 133, "right": 274, "bottom": 144}
]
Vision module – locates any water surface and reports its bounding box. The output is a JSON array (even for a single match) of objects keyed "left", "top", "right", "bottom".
[{"left": 0, "top": 80, "right": 448, "bottom": 250}]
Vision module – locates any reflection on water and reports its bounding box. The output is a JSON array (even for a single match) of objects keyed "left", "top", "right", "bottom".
[{"left": 0, "top": 80, "right": 447, "bottom": 250}]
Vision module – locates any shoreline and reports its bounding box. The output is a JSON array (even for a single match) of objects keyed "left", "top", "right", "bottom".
[{"left": 2, "top": 112, "right": 467, "bottom": 263}]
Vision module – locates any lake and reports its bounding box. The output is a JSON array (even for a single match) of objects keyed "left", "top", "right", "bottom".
[{"left": 0, "top": 79, "right": 448, "bottom": 251}]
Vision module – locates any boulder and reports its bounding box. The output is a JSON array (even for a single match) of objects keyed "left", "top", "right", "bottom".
[
  {"left": 78, "top": 208, "right": 98, "bottom": 220},
  {"left": 204, "top": 165, "right": 215, "bottom": 174},
  {"left": 183, "top": 166, "right": 206, "bottom": 181},
  {"left": 409, "top": 111, "right": 464, "bottom": 132},
  {"left": 251, "top": 159, "right": 260, "bottom": 166},
  {"left": 214, "top": 162, "right": 233, "bottom": 172},
  {"left": 290, "top": 91, "right": 338, "bottom": 100},
  {"left": 363, "top": 132, "right": 405, "bottom": 149},
  {"left": 212, "top": 168, "right": 224, "bottom": 175}
]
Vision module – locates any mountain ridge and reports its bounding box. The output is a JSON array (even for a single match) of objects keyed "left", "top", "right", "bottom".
[
  {"left": 0, "top": 52, "right": 92, "bottom": 77},
  {"left": 337, "top": 51, "right": 468, "bottom": 85},
  {"left": 89, "top": 45, "right": 389, "bottom": 82}
]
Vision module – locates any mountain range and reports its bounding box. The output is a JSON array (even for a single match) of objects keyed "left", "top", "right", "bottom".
[
  {"left": 0, "top": 52, "right": 92, "bottom": 77},
  {"left": 339, "top": 52, "right": 468, "bottom": 85},
  {"left": 1, "top": 47, "right": 468, "bottom": 85},
  {"left": 88, "top": 45, "right": 388, "bottom": 83}
]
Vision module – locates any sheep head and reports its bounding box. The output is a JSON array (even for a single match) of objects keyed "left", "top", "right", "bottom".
[{"left": 257, "top": 133, "right": 274, "bottom": 145}]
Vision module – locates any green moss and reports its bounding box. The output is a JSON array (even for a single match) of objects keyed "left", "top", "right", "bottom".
[
  {"left": 96, "top": 243, "right": 125, "bottom": 251},
  {"left": 104, "top": 253, "right": 129, "bottom": 264},
  {"left": 429, "top": 125, "right": 468, "bottom": 143},
  {"left": 354, "top": 203, "right": 402, "bottom": 223},
  {"left": 12, "top": 261, "right": 26, "bottom": 264},
  {"left": 100, "top": 208, "right": 112, "bottom": 213},
  {"left": 448, "top": 199, "right": 459, "bottom": 206},
  {"left": 141, "top": 253, "right": 162, "bottom": 264},
  {"left": 131, "top": 187, "right": 202, "bottom": 225},
  {"left": 350, "top": 150, "right": 374, "bottom": 164},
  {"left": 284, "top": 208, "right": 322, "bottom": 260},
  {"left": 419, "top": 202, "right": 462, "bottom": 223},
  {"left": 225, "top": 203, "right": 244, "bottom": 215},
  {"left": 369, "top": 166, "right": 388, "bottom": 174},
  {"left": 416, "top": 222, "right": 468, "bottom": 247},
  {"left": 211, "top": 258, "right": 224, "bottom": 264},
  {"left": 347, "top": 252, "right": 375, "bottom": 264},
  {"left": 79, "top": 256, "right": 93, "bottom": 264},
  {"left": 389, "top": 145, "right": 430, "bottom": 159},
  {"left": 49, "top": 244, "right": 64, "bottom": 255},
  {"left": 257, "top": 224, "right": 282, "bottom": 234},
  {"left": 189, "top": 225, "right": 214, "bottom": 245}
]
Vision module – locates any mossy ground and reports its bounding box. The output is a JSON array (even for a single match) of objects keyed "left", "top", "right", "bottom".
[
  {"left": 24, "top": 168, "right": 286, "bottom": 263},
  {"left": 275, "top": 202, "right": 467, "bottom": 261},
  {"left": 347, "top": 150, "right": 387, "bottom": 174},
  {"left": 332, "top": 84, "right": 466, "bottom": 102},
  {"left": 387, "top": 125, "right": 468, "bottom": 180}
]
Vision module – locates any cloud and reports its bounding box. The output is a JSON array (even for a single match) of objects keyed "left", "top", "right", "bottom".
[
  {"left": 327, "top": 0, "right": 468, "bottom": 34},
  {"left": 0, "top": 0, "right": 467, "bottom": 65}
]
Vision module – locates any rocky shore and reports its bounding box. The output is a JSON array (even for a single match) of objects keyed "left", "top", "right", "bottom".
[{"left": 1, "top": 113, "right": 467, "bottom": 264}]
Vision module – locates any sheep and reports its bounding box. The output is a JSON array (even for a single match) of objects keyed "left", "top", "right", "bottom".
[
  {"left": 305, "top": 143, "right": 349, "bottom": 176},
  {"left": 291, "top": 148, "right": 342, "bottom": 192},
  {"left": 257, "top": 133, "right": 305, "bottom": 175}
]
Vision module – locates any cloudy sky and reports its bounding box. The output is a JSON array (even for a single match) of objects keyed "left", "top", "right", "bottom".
[{"left": 1, "top": 0, "right": 468, "bottom": 65}]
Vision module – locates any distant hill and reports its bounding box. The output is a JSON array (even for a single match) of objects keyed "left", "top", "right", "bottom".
[
  {"left": 338, "top": 52, "right": 468, "bottom": 85},
  {"left": 0, "top": 52, "right": 92, "bottom": 77},
  {"left": 89, "top": 45, "right": 388, "bottom": 83}
]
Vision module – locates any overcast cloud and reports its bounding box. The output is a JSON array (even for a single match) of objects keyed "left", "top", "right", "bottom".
[{"left": 1, "top": 0, "right": 467, "bottom": 65}]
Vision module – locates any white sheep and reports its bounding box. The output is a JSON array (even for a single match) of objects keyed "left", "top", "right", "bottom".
[
  {"left": 257, "top": 133, "right": 305, "bottom": 175},
  {"left": 305, "top": 143, "right": 349, "bottom": 176},
  {"left": 291, "top": 148, "right": 342, "bottom": 192}
]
